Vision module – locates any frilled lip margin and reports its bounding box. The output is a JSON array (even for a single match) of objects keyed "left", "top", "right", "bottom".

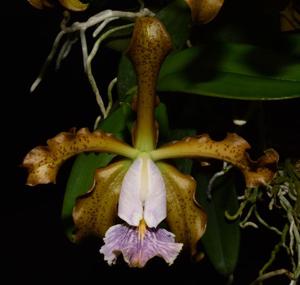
[{"left": 100, "top": 224, "right": 183, "bottom": 267}]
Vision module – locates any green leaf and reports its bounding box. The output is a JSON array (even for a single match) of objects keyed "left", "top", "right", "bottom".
[
  {"left": 62, "top": 153, "right": 114, "bottom": 240},
  {"left": 195, "top": 171, "right": 240, "bottom": 276},
  {"left": 157, "top": 0, "right": 191, "bottom": 51},
  {"left": 117, "top": 56, "right": 136, "bottom": 101},
  {"left": 283, "top": 34, "right": 300, "bottom": 57},
  {"left": 98, "top": 102, "right": 133, "bottom": 135},
  {"left": 158, "top": 43, "right": 300, "bottom": 100},
  {"left": 62, "top": 103, "right": 133, "bottom": 240},
  {"left": 155, "top": 102, "right": 170, "bottom": 139}
]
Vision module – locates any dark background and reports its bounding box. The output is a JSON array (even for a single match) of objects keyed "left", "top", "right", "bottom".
[{"left": 3, "top": 1, "right": 299, "bottom": 284}]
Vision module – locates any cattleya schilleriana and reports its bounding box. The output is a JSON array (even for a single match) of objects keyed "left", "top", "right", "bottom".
[{"left": 23, "top": 16, "right": 279, "bottom": 267}]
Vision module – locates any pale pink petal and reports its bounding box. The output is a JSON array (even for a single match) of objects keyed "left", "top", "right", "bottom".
[
  {"left": 100, "top": 224, "right": 183, "bottom": 267},
  {"left": 143, "top": 158, "right": 166, "bottom": 228},
  {"left": 118, "top": 158, "right": 144, "bottom": 226},
  {"left": 118, "top": 156, "right": 166, "bottom": 227}
]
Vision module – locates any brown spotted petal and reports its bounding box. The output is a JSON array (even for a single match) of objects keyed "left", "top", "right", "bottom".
[
  {"left": 22, "top": 128, "right": 139, "bottom": 186},
  {"left": 58, "top": 0, "right": 88, "bottom": 11},
  {"left": 151, "top": 133, "right": 279, "bottom": 188},
  {"left": 27, "top": 0, "right": 54, "bottom": 9},
  {"left": 185, "top": 0, "right": 224, "bottom": 24},
  {"left": 280, "top": 0, "right": 300, "bottom": 32},
  {"left": 73, "top": 160, "right": 131, "bottom": 242},
  {"left": 242, "top": 149, "right": 279, "bottom": 188},
  {"left": 126, "top": 17, "right": 172, "bottom": 151},
  {"left": 157, "top": 162, "right": 207, "bottom": 256},
  {"left": 27, "top": 0, "right": 88, "bottom": 11}
]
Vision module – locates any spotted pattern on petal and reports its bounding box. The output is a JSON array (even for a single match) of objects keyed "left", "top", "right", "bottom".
[
  {"left": 22, "top": 128, "right": 137, "bottom": 186},
  {"left": 73, "top": 160, "right": 131, "bottom": 242},
  {"left": 151, "top": 133, "right": 279, "bottom": 188},
  {"left": 158, "top": 162, "right": 207, "bottom": 256}
]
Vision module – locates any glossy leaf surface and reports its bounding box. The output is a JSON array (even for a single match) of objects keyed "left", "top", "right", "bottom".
[
  {"left": 196, "top": 171, "right": 240, "bottom": 275},
  {"left": 158, "top": 43, "right": 300, "bottom": 100}
]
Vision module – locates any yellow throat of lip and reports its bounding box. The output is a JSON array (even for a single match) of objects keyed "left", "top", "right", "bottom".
[{"left": 138, "top": 219, "right": 147, "bottom": 241}]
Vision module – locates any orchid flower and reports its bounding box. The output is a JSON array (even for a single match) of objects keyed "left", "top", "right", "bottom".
[{"left": 23, "top": 16, "right": 279, "bottom": 268}]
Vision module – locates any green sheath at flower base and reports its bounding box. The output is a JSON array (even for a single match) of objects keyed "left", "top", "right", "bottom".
[{"left": 127, "top": 17, "right": 172, "bottom": 152}]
